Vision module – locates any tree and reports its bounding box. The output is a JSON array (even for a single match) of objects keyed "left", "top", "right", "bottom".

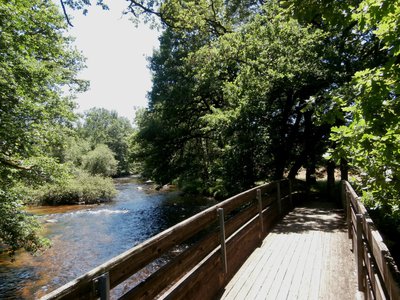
[
  {"left": 79, "top": 108, "right": 133, "bottom": 175},
  {"left": 132, "top": 3, "right": 336, "bottom": 196},
  {"left": 330, "top": 0, "right": 400, "bottom": 213},
  {"left": 62, "top": 135, "right": 91, "bottom": 167},
  {"left": 82, "top": 144, "right": 118, "bottom": 177},
  {"left": 132, "top": 28, "right": 214, "bottom": 190},
  {"left": 0, "top": 0, "right": 86, "bottom": 256},
  {"left": 64, "top": 0, "right": 399, "bottom": 205}
]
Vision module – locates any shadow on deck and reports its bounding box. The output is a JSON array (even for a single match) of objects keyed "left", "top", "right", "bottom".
[{"left": 219, "top": 200, "right": 357, "bottom": 300}]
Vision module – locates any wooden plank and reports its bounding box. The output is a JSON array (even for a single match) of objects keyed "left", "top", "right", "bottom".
[
  {"left": 265, "top": 233, "right": 303, "bottom": 299},
  {"left": 224, "top": 201, "right": 259, "bottom": 236},
  {"left": 386, "top": 266, "right": 400, "bottom": 300},
  {"left": 336, "top": 229, "right": 355, "bottom": 300},
  {"left": 257, "top": 189, "right": 264, "bottom": 236},
  {"left": 298, "top": 231, "right": 320, "bottom": 299},
  {"left": 344, "top": 181, "right": 359, "bottom": 212},
  {"left": 223, "top": 232, "right": 287, "bottom": 299},
  {"left": 308, "top": 231, "right": 324, "bottom": 299},
  {"left": 362, "top": 214, "right": 374, "bottom": 249},
  {"left": 343, "top": 181, "right": 400, "bottom": 300},
  {"left": 160, "top": 247, "right": 223, "bottom": 300},
  {"left": 218, "top": 208, "right": 228, "bottom": 274},
  {"left": 224, "top": 217, "right": 265, "bottom": 285},
  {"left": 368, "top": 230, "right": 400, "bottom": 300},
  {"left": 119, "top": 230, "right": 220, "bottom": 299},
  {"left": 370, "top": 231, "right": 388, "bottom": 282},
  {"left": 221, "top": 202, "right": 358, "bottom": 300},
  {"left": 321, "top": 231, "right": 334, "bottom": 300},
  {"left": 162, "top": 217, "right": 262, "bottom": 300},
  {"left": 288, "top": 231, "right": 318, "bottom": 299},
  {"left": 365, "top": 271, "right": 375, "bottom": 300},
  {"left": 344, "top": 182, "right": 352, "bottom": 240},
  {"left": 351, "top": 208, "right": 358, "bottom": 229},
  {"left": 251, "top": 232, "right": 301, "bottom": 299},
  {"left": 374, "top": 272, "right": 387, "bottom": 300},
  {"left": 221, "top": 236, "right": 273, "bottom": 298},
  {"left": 363, "top": 243, "right": 377, "bottom": 296},
  {"left": 220, "top": 246, "right": 266, "bottom": 298},
  {"left": 356, "top": 214, "right": 365, "bottom": 292},
  {"left": 235, "top": 232, "right": 288, "bottom": 299},
  {"left": 275, "top": 232, "right": 309, "bottom": 299},
  {"left": 276, "top": 182, "right": 282, "bottom": 215}
]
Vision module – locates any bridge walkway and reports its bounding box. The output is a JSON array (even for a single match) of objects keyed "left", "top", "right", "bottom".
[{"left": 219, "top": 200, "right": 357, "bottom": 300}]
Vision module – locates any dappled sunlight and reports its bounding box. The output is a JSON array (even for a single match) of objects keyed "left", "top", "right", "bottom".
[
  {"left": 274, "top": 202, "right": 347, "bottom": 234},
  {"left": 220, "top": 199, "right": 357, "bottom": 300}
]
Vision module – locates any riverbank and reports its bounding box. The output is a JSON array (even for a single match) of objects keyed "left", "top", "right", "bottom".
[
  {"left": 21, "top": 171, "right": 117, "bottom": 206},
  {"left": 1, "top": 177, "right": 216, "bottom": 299}
]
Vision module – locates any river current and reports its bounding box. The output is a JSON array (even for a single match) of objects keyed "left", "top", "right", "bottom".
[{"left": 0, "top": 177, "right": 215, "bottom": 299}]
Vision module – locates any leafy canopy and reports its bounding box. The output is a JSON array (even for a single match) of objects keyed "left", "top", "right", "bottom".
[
  {"left": 330, "top": 0, "right": 400, "bottom": 215},
  {"left": 0, "top": 0, "right": 87, "bottom": 256}
]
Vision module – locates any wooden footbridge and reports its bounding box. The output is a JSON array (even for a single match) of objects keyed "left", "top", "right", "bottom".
[{"left": 42, "top": 180, "right": 399, "bottom": 300}]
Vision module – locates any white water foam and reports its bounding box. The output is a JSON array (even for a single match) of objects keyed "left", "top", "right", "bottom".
[{"left": 73, "top": 209, "right": 129, "bottom": 216}]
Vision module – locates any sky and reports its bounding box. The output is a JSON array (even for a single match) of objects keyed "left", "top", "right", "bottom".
[{"left": 66, "top": 1, "right": 160, "bottom": 122}]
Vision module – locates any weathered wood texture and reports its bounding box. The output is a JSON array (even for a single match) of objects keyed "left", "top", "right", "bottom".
[
  {"left": 343, "top": 181, "right": 400, "bottom": 300},
  {"left": 220, "top": 201, "right": 357, "bottom": 300},
  {"left": 41, "top": 179, "right": 303, "bottom": 300}
]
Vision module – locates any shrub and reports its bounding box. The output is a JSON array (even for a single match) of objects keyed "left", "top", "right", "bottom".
[
  {"left": 82, "top": 144, "right": 118, "bottom": 177},
  {"left": 24, "top": 170, "right": 117, "bottom": 205}
]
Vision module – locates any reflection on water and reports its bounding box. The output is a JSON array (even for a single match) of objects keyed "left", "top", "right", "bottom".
[{"left": 0, "top": 177, "right": 216, "bottom": 299}]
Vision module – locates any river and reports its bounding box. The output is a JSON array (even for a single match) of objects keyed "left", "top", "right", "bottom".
[{"left": 0, "top": 177, "right": 216, "bottom": 299}]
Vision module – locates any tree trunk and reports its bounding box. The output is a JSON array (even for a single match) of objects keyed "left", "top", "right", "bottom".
[
  {"left": 288, "top": 153, "right": 306, "bottom": 179},
  {"left": 304, "top": 111, "right": 316, "bottom": 187},
  {"left": 327, "top": 160, "right": 335, "bottom": 201},
  {"left": 340, "top": 158, "right": 349, "bottom": 181}
]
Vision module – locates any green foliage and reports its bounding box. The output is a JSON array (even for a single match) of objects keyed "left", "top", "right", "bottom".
[
  {"left": 133, "top": 2, "right": 342, "bottom": 196},
  {"left": 0, "top": 0, "right": 87, "bottom": 255},
  {"left": 82, "top": 144, "right": 118, "bottom": 177},
  {"left": 26, "top": 170, "right": 117, "bottom": 205},
  {"left": 62, "top": 136, "right": 91, "bottom": 167},
  {"left": 79, "top": 108, "right": 134, "bottom": 175},
  {"left": 65, "top": 0, "right": 399, "bottom": 222},
  {"left": 0, "top": 189, "right": 50, "bottom": 257},
  {"left": 330, "top": 0, "right": 400, "bottom": 216}
]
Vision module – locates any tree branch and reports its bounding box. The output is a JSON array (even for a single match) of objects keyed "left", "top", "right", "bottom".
[
  {"left": 0, "top": 156, "right": 32, "bottom": 171},
  {"left": 60, "top": 0, "right": 74, "bottom": 27}
]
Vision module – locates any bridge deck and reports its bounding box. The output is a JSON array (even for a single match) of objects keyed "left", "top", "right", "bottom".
[{"left": 219, "top": 201, "right": 357, "bottom": 300}]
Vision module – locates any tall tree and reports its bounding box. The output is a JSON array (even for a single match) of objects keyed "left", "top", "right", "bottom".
[
  {"left": 330, "top": 0, "right": 400, "bottom": 212},
  {"left": 79, "top": 108, "right": 133, "bottom": 175},
  {"left": 132, "top": 3, "right": 334, "bottom": 196},
  {"left": 0, "top": 0, "right": 86, "bottom": 255}
]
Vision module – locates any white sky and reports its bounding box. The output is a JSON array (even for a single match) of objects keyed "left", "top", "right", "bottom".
[{"left": 66, "top": 1, "right": 160, "bottom": 122}]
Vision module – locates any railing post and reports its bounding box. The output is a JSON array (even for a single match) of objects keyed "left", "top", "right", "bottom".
[
  {"left": 343, "top": 181, "right": 352, "bottom": 239},
  {"left": 355, "top": 214, "right": 364, "bottom": 292},
  {"left": 257, "top": 189, "right": 264, "bottom": 236},
  {"left": 217, "top": 208, "right": 228, "bottom": 274},
  {"left": 93, "top": 272, "right": 110, "bottom": 300},
  {"left": 276, "top": 182, "right": 281, "bottom": 215},
  {"left": 288, "top": 179, "right": 293, "bottom": 207}
]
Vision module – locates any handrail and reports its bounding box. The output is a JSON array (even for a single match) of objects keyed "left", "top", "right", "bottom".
[
  {"left": 41, "top": 179, "right": 304, "bottom": 300},
  {"left": 342, "top": 181, "right": 400, "bottom": 300}
]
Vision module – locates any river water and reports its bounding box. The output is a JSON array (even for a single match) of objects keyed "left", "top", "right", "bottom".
[{"left": 0, "top": 177, "right": 216, "bottom": 299}]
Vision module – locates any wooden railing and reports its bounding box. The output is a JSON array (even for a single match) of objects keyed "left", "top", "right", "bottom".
[
  {"left": 41, "top": 179, "right": 304, "bottom": 300},
  {"left": 342, "top": 181, "right": 400, "bottom": 300}
]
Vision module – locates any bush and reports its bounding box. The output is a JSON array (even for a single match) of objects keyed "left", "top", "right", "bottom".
[
  {"left": 82, "top": 144, "right": 118, "bottom": 177},
  {"left": 25, "top": 171, "right": 117, "bottom": 205}
]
